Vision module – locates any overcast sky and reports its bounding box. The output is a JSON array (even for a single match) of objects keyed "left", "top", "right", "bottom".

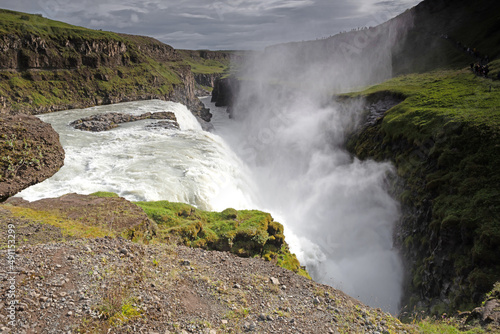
[{"left": 1, "top": 0, "right": 422, "bottom": 50}]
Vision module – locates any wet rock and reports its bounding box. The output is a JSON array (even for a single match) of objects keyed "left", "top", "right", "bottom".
[{"left": 70, "top": 111, "right": 178, "bottom": 132}]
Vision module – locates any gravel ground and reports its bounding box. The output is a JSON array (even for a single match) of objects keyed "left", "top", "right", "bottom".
[{"left": 0, "top": 235, "right": 418, "bottom": 334}]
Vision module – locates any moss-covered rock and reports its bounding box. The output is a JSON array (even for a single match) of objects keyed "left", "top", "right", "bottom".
[{"left": 135, "top": 200, "right": 310, "bottom": 278}]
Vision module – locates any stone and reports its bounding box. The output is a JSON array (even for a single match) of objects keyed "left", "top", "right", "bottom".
[{"left": 270, "top": 277, "right": 280, "bottom": 285}]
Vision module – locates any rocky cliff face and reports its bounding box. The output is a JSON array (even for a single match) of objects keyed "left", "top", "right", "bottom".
[
  {"left": 346, "top": 89, "right": 500, "bottom": 315},
  {"left": 0, "top": 10, "right": 211, "bottom": 121},
  {"left": 211, "top": 76, "right": 241, "bottom": 119},
  {"left": 194, "top": 73, "right": 223, "bottom": 89},
  {"left": 0, "top": 34, "right": 131, "bottom": 70}
]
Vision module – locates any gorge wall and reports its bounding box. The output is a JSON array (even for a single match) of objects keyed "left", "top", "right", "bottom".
[
  {"left": 345, "top": 86, "right": 500, "bottom": 315},
  {"left": 0, "top": 9, "right": 230, "bottom": 121}
]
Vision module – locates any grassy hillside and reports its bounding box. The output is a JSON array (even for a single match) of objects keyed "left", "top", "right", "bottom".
[
  {"left": 0, "top": 9, "right": 122, "bottom": 40},
  {"left": 177, "top": 50, "right": 231, "bottom": 75},
  {"left": 0, "top": 9, "right": 229, "bottom": 115},
  {"left": 346, "top": 61, "right": 500, "bottom": 314}
]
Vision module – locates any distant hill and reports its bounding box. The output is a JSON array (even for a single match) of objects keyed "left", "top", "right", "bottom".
[
  {"left": 261, "top": 0, "right": 500, "bottom": 81},
  {"left": 391, "top": 0, "right": 500, "bottom": 74}
]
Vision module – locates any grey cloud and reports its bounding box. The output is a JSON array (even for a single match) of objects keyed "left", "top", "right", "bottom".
[{"left": 1, "top": 0, "right": 422, "bottom": 50}]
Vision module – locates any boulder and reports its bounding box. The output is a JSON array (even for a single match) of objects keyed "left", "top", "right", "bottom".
[
  {"left": 0, "top": 114, "right": 64, "bottom": 202},
  {"left": 70, "top": 111, "right": 179, "bottom": 132}
]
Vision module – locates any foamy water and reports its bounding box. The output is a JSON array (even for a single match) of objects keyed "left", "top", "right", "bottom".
[{"left": 17, "top": 100, "right": 257, "bottom": 211}]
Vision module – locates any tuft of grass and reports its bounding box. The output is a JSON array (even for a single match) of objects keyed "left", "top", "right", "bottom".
[
  {"left": 417, "top": 317, "right": 486, "bottom": 334},
  {"left": 90, "top": 191, "right": 120, "bottom": 198}
]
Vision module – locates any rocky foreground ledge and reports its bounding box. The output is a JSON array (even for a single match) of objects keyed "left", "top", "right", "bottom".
[
  {"left": 0, "top": 194, "right": 418, "bottom": 333},
  {"left": 0, "top": 235, "right": 415, "bottom": 334}
]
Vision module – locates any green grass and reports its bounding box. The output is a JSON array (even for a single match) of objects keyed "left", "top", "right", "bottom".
[
  {"left": 0, "top": 9, "right": 123, "bottom": 41},
  {"left": 0, "top": 9, "right": 229, "bottom": 114},
  {"left": 2, "top": 205, "right": 115, "bottom": 239},
  {"left": 347, "top": 63, "right": 500, "bottom": 313},
  {"left": 182, "top": 58, "right": 228, "bottom": 75},
  {"left": 135, "top": 200, "right": 310, "bottom": 278},
  {"left": 417, "top": 320, "right": 486, "bottom": 334},
  {"left": 90, "top": 191, "right": 120, "bottom": 198},
  {"left": 177, "top": 50, "right": 231, "bottom": 75}
]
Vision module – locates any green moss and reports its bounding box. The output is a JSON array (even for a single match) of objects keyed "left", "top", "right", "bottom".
[
  {"left": 1, "top": 205, "right": 114, "bottom": 239},
  {"left": 0, "top": 133, "right": 45, "bottom": 181},
  {"left": 90, "top": 191, "right": 120, "bottom": 198},
  {"left": 347, "top": 63, "right": 500, "bottom": 313},
  {"left": 135, "top": 200, "right": 309, "bottom": 277}
]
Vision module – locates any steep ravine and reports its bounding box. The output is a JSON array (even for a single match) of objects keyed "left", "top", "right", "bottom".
[{"left": 346, "top": 89, "right": 500, "bottom": 316}]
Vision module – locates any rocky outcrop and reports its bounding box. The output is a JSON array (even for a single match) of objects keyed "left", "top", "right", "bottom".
[
  {"left": 211, "top": 77, "right": 241, "bottom": 118},
  {"left": 0, "top": 114, "right": 65, "bottom": 202},
  {"left": 69, "top": 111, "right": 179, "bottom": 132},
  {"left": 194, "top": 73, "right": 223, "bottom": 88},
  {"left": 211, "top": 77, "right": 239, "bottom": 107}
]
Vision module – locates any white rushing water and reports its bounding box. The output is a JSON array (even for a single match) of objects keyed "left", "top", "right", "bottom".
[
  {"left": 19, "top": 96, "right": 403, "bottom": 314},
  {"left": 17, "top": 100, "right": 257, "bottom": 211}
]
